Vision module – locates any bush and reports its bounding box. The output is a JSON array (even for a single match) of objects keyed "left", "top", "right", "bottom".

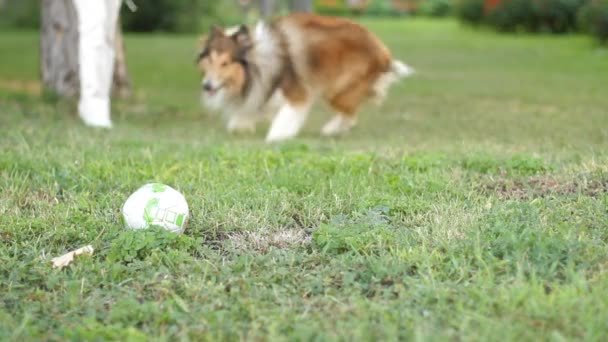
[
  {"left": 578, "top": 0, "right": 608, "bottom": 43},
  {"left": 314, "top": 0, "right": 412, "bottom": 17},
  {"left": 314, "top": 0, "right": 352, "bottom": 16},
  {"left": 0, "top": 0, "right": 40, "bottom": 29},
  {"left": 457, "top": 0, "right": 590, "bottom": 34},
  {"left": 486, "top": 0, "right": 536, "bottom": 32},
  {"left": 367, "top": 0, "right": 407, "bottom": 16},
  {"left": 418, "top": 0, "right": 454, "bottom": 17},
  {"left": 0, "top": 0, "right": 218, "bottom": 33},
  {"left": 532, "top": 0, "right": 588, "bottom": 33},
  {"left": 120, "top": 0, "right": 217, "bottom": 33},
  {"left": 456, "top": 0, "right": 485, "bottom": 25}
]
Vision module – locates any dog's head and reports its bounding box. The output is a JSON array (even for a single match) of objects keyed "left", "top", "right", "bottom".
[{"left": 196, "top": 25, "right": 253, "bottom": 104}]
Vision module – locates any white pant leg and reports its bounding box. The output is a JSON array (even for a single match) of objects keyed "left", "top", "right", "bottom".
[{"left": 72, "top": 0, "right": 122, "bottom": 128}]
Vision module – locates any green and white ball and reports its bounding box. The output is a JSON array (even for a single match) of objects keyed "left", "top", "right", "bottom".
[{"left": 122, "top": 183, "right": 189, "bottom": 234}]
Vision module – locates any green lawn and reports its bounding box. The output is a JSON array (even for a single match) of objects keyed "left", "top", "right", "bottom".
[{"left": 1, "top": 19, "right": 608, "bottom": 341}]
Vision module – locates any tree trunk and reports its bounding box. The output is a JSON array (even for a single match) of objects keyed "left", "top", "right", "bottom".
[
  {"left": 40, "top": 0, "right": 131, "bottom": 98},
  {"left": 112, "top": 22, "right": 132, "bottom": 99},
  {"left": 259, "top": 0, "right": 276, "bottom": 18},
  {"left": 290, "top": 0, "right": 312, "bottom": 12},
  {"left": 40, "top": 0, "right": 79, "bottom": 97}
]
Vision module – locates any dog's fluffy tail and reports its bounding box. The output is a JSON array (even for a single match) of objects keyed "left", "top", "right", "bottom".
[
  {"left": 372, "top": 60, "right": 415, "bottom": 104},
  {"left": 390, "top": 60, "right": 415, "bottom": 79}
]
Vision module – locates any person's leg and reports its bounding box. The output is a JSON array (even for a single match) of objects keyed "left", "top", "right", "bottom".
[{"left": 72, "top": 0, "right": 121, "bottom": 128}]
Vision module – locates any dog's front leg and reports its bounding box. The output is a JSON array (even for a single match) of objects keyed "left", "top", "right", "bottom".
[
  {"left": 227, "top": 111, "right": 258, "bottom": 134},
  {"left": 265, "top": 101, "right": 311, "bottom": 143}
]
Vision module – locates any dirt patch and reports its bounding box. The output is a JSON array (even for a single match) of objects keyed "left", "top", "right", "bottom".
[
  {"left": 0, "top": 79, "right": 42, "bottom": 95},
  {"left": 482, "top": 175, "right": 608, "bottom": 200},
  {"left": 227, "top": 228, "right": 312, "bottom": 253},
  {"left": 15, "top": 190, "right": 61, "bottom": 210}
]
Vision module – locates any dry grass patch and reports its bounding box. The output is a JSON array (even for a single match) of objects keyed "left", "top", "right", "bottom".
[
  {"left": 227, "top": 228, "right": 312, "bottom": 253},
  {"left": 0, "top": 78, "right": 41, "bottom": 95},
  {"left": 482, "top": 174, "right": 608, "bottom": 200}
]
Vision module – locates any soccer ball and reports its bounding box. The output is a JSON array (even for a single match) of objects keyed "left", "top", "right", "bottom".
[{"left": 122, "top": 183, "right": 189, "bottom": 234}]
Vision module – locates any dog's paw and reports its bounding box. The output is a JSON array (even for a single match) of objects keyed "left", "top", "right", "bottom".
[
  {"left": 227, "top": 116, "right": 256, "bottom": 134},
  {"left": 265, "top": 131, "right": 294, "bottom": 143}
]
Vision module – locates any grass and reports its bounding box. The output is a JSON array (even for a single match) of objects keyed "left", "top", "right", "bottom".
[{"left": 1, "top": 18, "right": 608, "bottom": 340}]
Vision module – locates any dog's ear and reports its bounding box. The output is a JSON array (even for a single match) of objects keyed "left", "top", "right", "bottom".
[
  {"left": 195, "top": 35, "right": 209, "bottom": 64},
  {"left": 232, "top": 25, "right": 249, "bottom": 40},
  {"left": 195, "top": 47, "right": 209, "bottom": 64},
  {"left": 210, "top": 25, "right": 224, "bottom": 37},
  {"left": 232, "top": 25, "right": 252, "bottom": 58},
  {"left": 197, "top": 34, "right": 208, "bottom": 49}
]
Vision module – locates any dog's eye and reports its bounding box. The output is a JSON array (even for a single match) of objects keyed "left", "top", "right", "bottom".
[{"left": 221, "top": 61, "right": 229, "bottom": 67}]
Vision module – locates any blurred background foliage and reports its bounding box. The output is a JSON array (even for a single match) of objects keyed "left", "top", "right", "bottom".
[
  {"left": 0, "top": 0, "right": 606, "bottom": 43},
  {"left": 456, "top": 0, "right": 608, "bottom": 41}
]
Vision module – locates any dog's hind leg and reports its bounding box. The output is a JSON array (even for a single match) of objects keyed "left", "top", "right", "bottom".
[
  {"left": 322, "top": 80, "right": 369, "bottom": 137},
  {"left": 321, "top": 114, "right": 357, "bottom": 137}
]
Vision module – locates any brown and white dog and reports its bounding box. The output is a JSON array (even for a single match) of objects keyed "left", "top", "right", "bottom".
[{"left": 196, "top": 13, "right": 414, "bottom": 142}]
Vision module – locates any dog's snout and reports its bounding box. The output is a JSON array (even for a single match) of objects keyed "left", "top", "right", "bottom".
[{"left": 202, "top": 81, "right": 213, "bottom": 91}]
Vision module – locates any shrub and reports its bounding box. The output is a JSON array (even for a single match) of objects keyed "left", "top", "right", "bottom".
[
  {"left": 0, "top": 0, "right": 220, "bottom": 33},
  {"left": 418, "top": 0, "right": 454, "bottom": 17},
  {"left": 120, "top": 0, "right": 217, "bottom": 33},
  {"left": 578, "top": 0, "right": 608, "bottom": 43},
  {"left": 457, "top": 0, "right": 590, "bottom": 34},
  {"left": 532, "top": 0, "right": 588, "bottom": 33},
  {"left": 367, "top": 0, "right": 406, "bottom": 16},
  {"left": 0, "top": 0, "right": 40, "bottom": 29},
  {"left": 486, "top": 0, "right": 536, "bottom": 32},
  {"left": 315, "top": 0, "right": 411, "bottom": 16},
  {"left": 456, "top": 0, "right": 486, "bottom": 25},
  {"left": 314, "top": 0, "right": 352, "bottom": 16}
]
